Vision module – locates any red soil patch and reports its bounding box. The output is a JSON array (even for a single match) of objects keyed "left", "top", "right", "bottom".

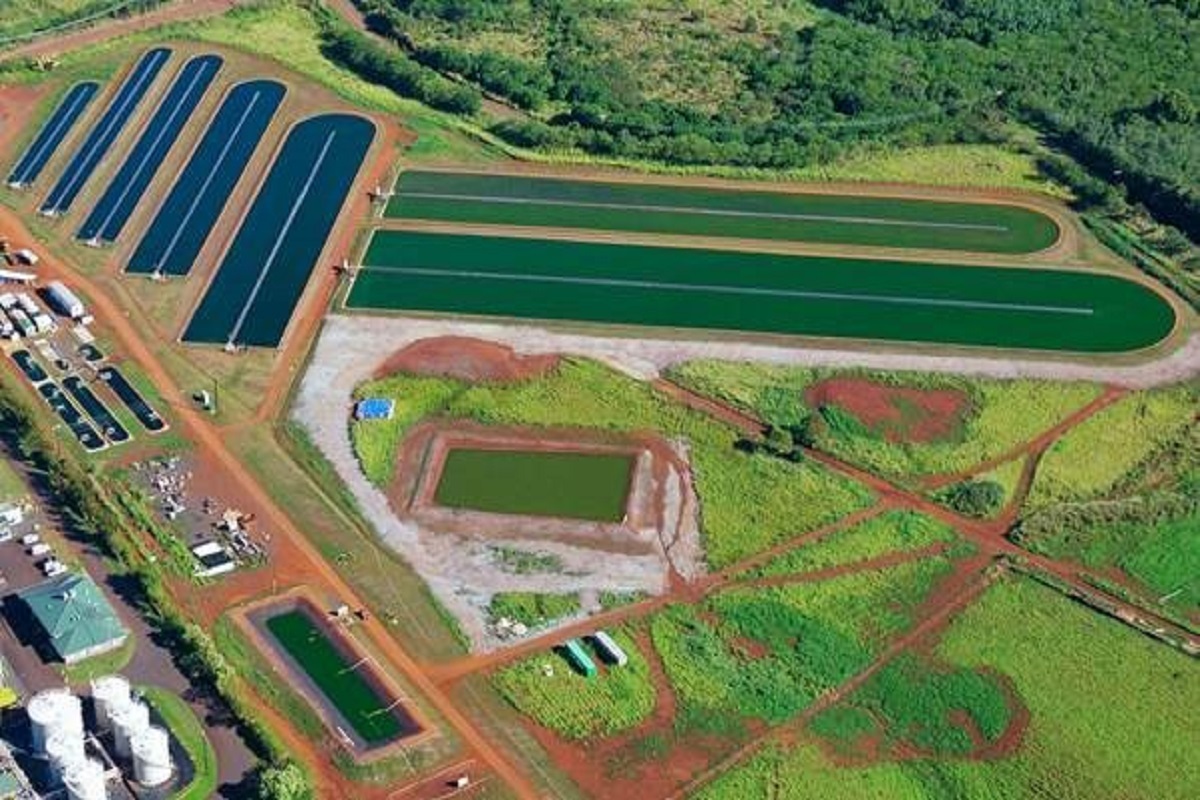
[
  {"left": 806, "top": 377, "right": 971, "bottom": 444},
  {"left": 374, "top": 337, "right": 560, "bottom": 382}
]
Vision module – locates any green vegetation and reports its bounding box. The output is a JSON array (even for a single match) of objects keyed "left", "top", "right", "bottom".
[
  {"left": 1015, "top": 413, "right": 1198, "bottom": 612},
  {"left": 489, "top": 546, "right": 563, "bottom": 575},
  {"left": 351, "top": 376, "right": 461, "bottom": 485},
  {"left": 1027, "top": 387, "right": 1196, "bottom": 507},
  {"left": 492, "top": 629, "right": 655, "bottom": 739},
  {"left": 936, "top": 479, "right": 1005, "bottom": 519},
  {"left": 0, "top": 0, "right": 159, "bottom": 44},
  {"left": 61, "top": 637, "right": 134, "bottom": 685},
  {"left": 810, "top": 653, "right": 1013, "bottom": 757},
  {"left": 351, "top": 0, "right": 1200, "bottom": 244},
  {"left": 352, "top": 358, "right": 871, "bottom": 568},
  {"left": 265, "top": 609, "right": 405, "bottom": 745},
  {"left": 667, "top": 361, "right": 1101, "bottom": 481},
  {"left": 653, "top": 556, "right": 956, "bottom": 734},
  {"left": 699, "top": 575, "right": 1200, "bottom": 799},
  {"left": 140, "top": 686, "right": 218, "bottom": 800},
  {"left": 488, "top": 592, "right": 580, "bottom": 627},
  {"left": 750, "top": 511, "right": 962, "bottom": 579},
  {"left": 0, "top": 457, "right": 26, "bottom": 502},
  {"left": 435, "top": 448, "right": 633, "bottom": 522},
  {"left": 351, "top": 231, "right": 1174, "bottom": 353}
]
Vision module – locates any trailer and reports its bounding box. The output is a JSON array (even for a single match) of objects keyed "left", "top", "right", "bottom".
[
  {"left": 591, "top": 630, "right": 629, "bottom": 667},
  {"left": 562, "top": 638, "right": 598, "bottom": 678}
]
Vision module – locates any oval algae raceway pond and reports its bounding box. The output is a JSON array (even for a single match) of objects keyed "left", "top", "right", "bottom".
[{"left": 347, "top": 231, "right": 1177, "bottom": 354}]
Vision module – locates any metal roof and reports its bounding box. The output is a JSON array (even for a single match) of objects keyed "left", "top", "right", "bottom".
[{"left": 17, "top": 572, "right": 128, "bottom": 661}]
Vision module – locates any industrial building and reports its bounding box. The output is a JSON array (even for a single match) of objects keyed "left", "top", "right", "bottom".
[{"left": 16, "top": 573, "right": 129, "bottom": 664}]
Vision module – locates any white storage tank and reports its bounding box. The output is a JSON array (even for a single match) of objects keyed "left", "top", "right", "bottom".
[
  {"left": 45, "top": 730, "right": 86, "bottom": 773},
  {"left": 28, "top": 689, "right": 83, "bottom": 753},
  {"left": 63, "top": 757, "right": 106, "bottom": 800},
  {"left": 90, "top": 675, "right": 131, "bottom": 729},
  {"left": 131, "top": 725, "right": 172, "bottom": 786},
  {"left": 110, "top": 700, "right": 149, "bottom": 758}
]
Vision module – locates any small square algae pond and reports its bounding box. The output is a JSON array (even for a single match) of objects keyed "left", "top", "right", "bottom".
[{"left": 433, "top": 448, "right": 635, "bottom": 522}]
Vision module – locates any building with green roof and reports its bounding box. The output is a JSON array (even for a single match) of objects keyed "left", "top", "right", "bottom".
[{"left": 16, "top": 572, "right": 128, "bottom": 664}]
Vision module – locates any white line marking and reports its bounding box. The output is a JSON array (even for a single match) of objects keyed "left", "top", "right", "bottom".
[
  {"left": 364, "top": 265, "right": 1095, "bottom": 316},
  {"left": 148, "top": 90, "right": 264, "bottom": 273},
  {"left": 226, "top": 130, "right": 337, "bottom": 346},
  {"left": 11, "top": 84, "right": 93, "bottom": 185},
  {"left": 88, "top": 58, "right": 215, "bottom": 241},
  {"left": 399, "top": 191, "right": 1011, "bottom": 233},
  {"left": 43, "top": 48, "right": 167, "bottom": 213}
]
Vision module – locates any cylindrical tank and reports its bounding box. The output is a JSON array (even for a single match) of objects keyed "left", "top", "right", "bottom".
[
  {"left": 131, "top": 726, "right": 172, "bottom": 786},
  {"left": 45, "top": 730, "right": 86, "bottom": 774},
  {"left": 63, "top": 757, "right": 106, "bottom": 800},
  {"left": 110, "top": 700, "right": 149, "bottom": 759},
  {"left": 28, "top": 689, "right": 82, "bottom": 753},
  {"left": 89, "top": 675, "right": 131, "bottom": 729}
]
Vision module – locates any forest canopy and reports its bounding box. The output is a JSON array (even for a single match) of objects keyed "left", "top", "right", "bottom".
[{"left": 335, "top": 0, "right": 1200, "bottom": 237}]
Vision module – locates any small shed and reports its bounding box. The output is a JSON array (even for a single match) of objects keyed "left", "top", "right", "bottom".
[{"left": 354, "top": 398, "right": 395, "bottom": 421}]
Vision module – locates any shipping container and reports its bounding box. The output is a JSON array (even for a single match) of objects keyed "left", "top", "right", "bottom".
[
  {"left": 562, "top": 638, "right": 598, "bottom": 678},
  {"left": 591, "top": 630, "right": 629, "bottom": 667}
]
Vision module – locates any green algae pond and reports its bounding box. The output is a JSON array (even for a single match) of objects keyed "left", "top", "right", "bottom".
[
  {"left": 264, "top": 607, "right": 417, "bottom": 746},
  {"left": 434, "top": 448, "right": 635, "bottom": 522}
]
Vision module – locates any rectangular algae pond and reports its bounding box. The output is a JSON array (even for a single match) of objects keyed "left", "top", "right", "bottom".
[
  {"left": 264, "top": 607, "right": 414, "bottom": 747},
  {"left": 434, "top": 448, "right": 635, "bottom": 522}
]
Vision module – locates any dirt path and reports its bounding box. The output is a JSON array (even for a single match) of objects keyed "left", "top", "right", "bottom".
[
  {"left": 0, "top": 207, "right": 542, "bottom": 799},
  {"left": 920, "top": 384, "right": 1128, "bottom": 490},
  {"left": 0, "top": 0, "right": 245, "bottom": 63}
]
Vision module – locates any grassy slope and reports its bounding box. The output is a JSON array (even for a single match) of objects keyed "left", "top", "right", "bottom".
[
  {"left": 0, "top": 0, "right": 123, "bottom": 42},
  {"left": 667, "top": 361, "right": 1100, "bottom": 481},
  {"left": 698, "top": 576, "right": 1200, "bottom": 799},
  {"left": 350, "top": 358, "right": 872, "bottom": 569}
]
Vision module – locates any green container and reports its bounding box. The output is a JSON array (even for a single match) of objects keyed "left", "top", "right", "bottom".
[{"left": 562, "top": 638, "right": 598, "bottom": 678}]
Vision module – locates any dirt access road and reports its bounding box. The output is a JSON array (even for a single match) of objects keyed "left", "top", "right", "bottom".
[
  {"left": 0, "top": 207, "right": 543, "bottom": 799},
  {"left": 0, "top": 0, "right": 246, "bottom": 63}
]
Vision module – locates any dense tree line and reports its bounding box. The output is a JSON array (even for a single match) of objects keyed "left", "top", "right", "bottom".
[{"left": 337, "top": 0, "right": 1199, "bottom": 239}]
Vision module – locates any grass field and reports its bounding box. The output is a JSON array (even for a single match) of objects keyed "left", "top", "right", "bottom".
[
  {"left": 351, "top": 358, "right": 871, "bottom": 568},
  {"left": 1026, "top": 386, "right": 1197, "bottom": 507},
  {"left": 698, "top": 575, "right": 1200, "bottom": 799},
  {"left": 667, "top": 361, "right": 1101, "bottom": 481},
  {"left": 488, "top": 592, "right": 580, "bottom": 628},
  {"left": 1016, "top": 413, "right": 1198, "bottom": 612},
  {"left": 493, "top": 628, "right": 655, "bottom": 740},
  {"left": 0, "top": 0, "right": 130, "bottom": 42},
  {"left": 389, "top": 170, "right": 1061, "bottom": 254},
  {"left": 747, "top": 511, "right": 964, "bottom": 580},
  {"left": 0, "top": 457, "right": 26, "bottom": 502},
  {"left": 434, "top": 448, "right": 633, "bottom": 522},
  {"left": 654, "top": 556, "right": 958, "bottom": 735},
  {"left": 349, "top": 231, "right": 1173, "bottom": 353}
]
